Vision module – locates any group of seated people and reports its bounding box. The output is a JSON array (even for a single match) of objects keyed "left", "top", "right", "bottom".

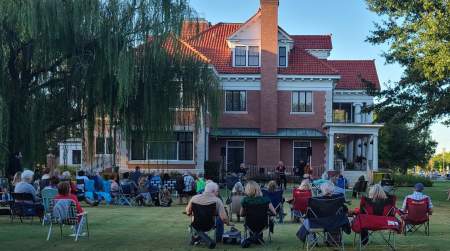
[{"left": 186, "top": 172, "right": 434, "bottom": 249}]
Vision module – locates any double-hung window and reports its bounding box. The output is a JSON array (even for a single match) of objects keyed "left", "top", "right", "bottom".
[
  {"left": 234, "top": 46, "right": 247, "bottom": 66},
  {"left": 248, "top": 46, "right": 260, "bottom": 66},
  {"left": 131, "top": 132, "right": 194, "bottom": 161},
  {"left": 225, "top": 91, "right": 246, "bottom": 112},
  {"left": 279, "top": 46, "right": 287, "bottom": 67},
  {"left": 292, "top": 91, "right": 313, "bottom": 113}
]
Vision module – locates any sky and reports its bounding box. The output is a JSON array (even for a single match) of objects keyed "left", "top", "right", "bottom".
[{"left": 189, "top": 0, "right": 450, "bottom": 152}]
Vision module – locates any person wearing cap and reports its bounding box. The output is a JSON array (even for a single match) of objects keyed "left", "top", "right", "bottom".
[{"left": 401, "top": 183, "right": 433, "bottom": 213}]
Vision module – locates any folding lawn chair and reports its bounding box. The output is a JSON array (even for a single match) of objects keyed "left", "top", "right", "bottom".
[
  {"left": 290, "top": 188, "right": 312, "bottom": 222},
  {"left": 97, "top": 180, "right": 112, "bottom": 205},
  {"left": 41, "top": 188, "right": 58, "bottom": 225},
  {"left": 262, "top": 189, "right": 284, "bottom": 223},
  {"left": 46, "top": 199, "right": 89, "bottom": 241},
  {"left": 116, "top": 183, "right": 135, "bottom": 206},
  {"left": 10, "top": 193, "right": 43, "bottom": 224},
  {"left": 242, "top": 202, "right": 273, "bottom": 245},
  {"left": 188, "top": 203, "right": 217, "bottom": 249},
  {"left": 303, "top": 196, "right": 349, "bottom": 251},
  {"left": 402, "top": 198, "right": 430, "bottom": 236},
  {"left": 352, "top": 196, "right": 400, "bottom": 251},
  {"left": 84, "top": 180, "right": 97, "bottom": 201}
]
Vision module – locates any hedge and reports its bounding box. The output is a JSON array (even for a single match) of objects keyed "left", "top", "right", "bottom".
[{"left": 393, "top": 174, "right": 433, "bottom": 187}]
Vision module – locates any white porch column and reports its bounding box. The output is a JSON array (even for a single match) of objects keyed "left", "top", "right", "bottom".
[
  {"left": 354, "top": 103, "right": 362, "bottom": 123},
  {"left": 328, "top": 132, "right": 335, "bottom": 171},
  {"left": 373, "top": 134, "right": 379, "bottom": 171},
  {"left": 356, "top": 138, "right": 362, "bottom": 156}
]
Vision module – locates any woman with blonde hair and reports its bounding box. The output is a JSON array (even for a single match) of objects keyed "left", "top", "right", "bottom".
[{"left": 240, "top": 181, "right": 276, "bottom": 220}]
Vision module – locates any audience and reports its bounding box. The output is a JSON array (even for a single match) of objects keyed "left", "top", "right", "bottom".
[
  {"left": 54, "top": 181, "right": 84, "bottom": 215},
  {"left": 120, "top": 172, "right": 138, "bottom": 195},
  {"left": 131, "top": 166, "right": 142, "bottom": 185},
  {"left": 352, "top": 175, "right": 367, "bottom": 198},
  {"left": 195, "top": 173, "right": 206, "bottom": 194},
  {"left": 186, "top": 182, "right": 229, "bottom": 243},
  {"left": 159, "top": 186, "right": 172, "bottom": 207},
  {"left": 136, "top": 176, "right": 151, "bottom": 206},
  {"left": 230, "top": 181, "right": 245, "bottom": 222},
  {"left": 110, "top": 173, "right": 120, "bottom": 198},
  {"left": 13, "top": 170, "right": 44, "bottom": 217},
  {"left": 11, "top": 171, "right": 22, "bottom": 191}
]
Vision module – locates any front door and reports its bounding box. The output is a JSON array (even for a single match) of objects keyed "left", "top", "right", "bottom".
[
  {"left": 226, "top": 141, "right": 244, "bottom": 174},
  {"left": 293, "top": 141, "right": 311, "bottom": 168}
]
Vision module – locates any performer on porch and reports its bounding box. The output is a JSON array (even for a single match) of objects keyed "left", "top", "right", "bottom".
[{"left": 275, "top": 161, "right": 287, "bottom": 190}]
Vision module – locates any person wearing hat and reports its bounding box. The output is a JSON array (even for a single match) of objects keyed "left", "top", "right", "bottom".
[{"left": 401, "top": 183, "right": 433, "bottom": 213}]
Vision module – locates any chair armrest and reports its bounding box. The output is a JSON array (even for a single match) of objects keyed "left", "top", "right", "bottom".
[{"left": 77, "top": 212, "right": 88, "bottom": 217}]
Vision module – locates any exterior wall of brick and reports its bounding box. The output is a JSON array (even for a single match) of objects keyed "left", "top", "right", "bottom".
[
  {"left": 127, "top": 163, "right": 195, "bottom": 170},
  {"left": 277, "top": 91, "right": 326, "bottom": 130},
  {"left": 245, "top": 139, "right": 258, "bottom": 165},
  {"left": 260, "top": 0, "right": 279, "bottom": 133},
  {"left": 218, "top": 91, "right": 260, "bottom": 128},
  {"left": 257, "top": 138, "right": 280, "bottom": 167}
]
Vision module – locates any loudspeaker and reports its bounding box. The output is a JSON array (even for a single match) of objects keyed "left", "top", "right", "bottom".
[{"left": 220, "top": 147, "right": 226, "bottom": 157}]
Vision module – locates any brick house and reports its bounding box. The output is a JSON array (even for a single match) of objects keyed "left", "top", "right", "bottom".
[{"left": 87, "top": 0, "right": 382, "bottom": 182}]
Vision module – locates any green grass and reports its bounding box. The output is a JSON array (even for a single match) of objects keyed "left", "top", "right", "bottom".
[{"left": 1, "top": 182, "right": 449, "bottom": 251}]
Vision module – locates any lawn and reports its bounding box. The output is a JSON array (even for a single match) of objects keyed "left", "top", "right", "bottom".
[{"left": 1, "top": 182, "right": 449, "bottom": 251}]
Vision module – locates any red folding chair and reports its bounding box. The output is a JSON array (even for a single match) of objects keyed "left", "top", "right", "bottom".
[
  {"left": 290, "top": 188, "right": 312, "bottom": 222},
  {"left": 353, "top": 196, "right": 401, "bottom": 251},
  {"left": 402, "top": 198, "right": 430, "bottom": 236}
]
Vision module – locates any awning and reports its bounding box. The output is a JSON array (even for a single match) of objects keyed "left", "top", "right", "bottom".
[{"left": 210, "top": 128, "right": 326, "bottom": 139}]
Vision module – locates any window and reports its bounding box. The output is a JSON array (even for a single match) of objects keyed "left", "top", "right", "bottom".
[
  {"left": 234, "top": 46, "right": 247, "bottom": 66},
  {"left": 225, "top": 91, "right": 246, "bottom": 112},
  {"left": 96, "top": 136, "right": 113, "bottom": 154},
  {"left": 72, "top": 150, "right": 81, "bottom": 165},
  {"left": 248, "top": 46, "right": 260, "bottom": 66},
  {"left": 292, "top": 91, "right": 313, "bottom": 113},
  {"left": 293, "top": 141, "right": 311, "bottom": 167},
  {"left": 279, "top": 46, "right": 287, "bottom": 67},
  {"left": 130, "top": 132, "right": 194, "bottom": 161}
]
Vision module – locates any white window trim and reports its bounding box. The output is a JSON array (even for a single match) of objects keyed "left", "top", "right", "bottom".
[
  {"left": 292, "top": 140, "right": 311, "bottom": 168},
  {"left": 290, "top": 91, "right": 314, "bottom": 115},
  {"left": 233, "top": 46, "right": 261, "bottom": 67},
  {"left": 278, "top": 46, "right": 288, "bottom": 68},
  {"left": 129, "top": 131, "right": 195, "bottom": 161},
  {"left": 224, "top": 90, "right": 248, "bottom": 113},
  {"left": 226, "top": 140, "right": 245, "bottom": 172}
]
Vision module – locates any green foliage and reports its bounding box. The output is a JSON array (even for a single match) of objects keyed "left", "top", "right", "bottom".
[
  {"left": 366, "top": 0, "right": 450, "bottom": 128},
  {"left": 430, "top": 151, "right": 450, "bottom": 171},
  {"left": 378, "top": 116, "right": 437, "bottom": 173},
  {"left": 0, "top": 0, "right": 220, "bottom": 173},
  {"left": 393, "top": 174, "right": 433, "bottom": 187},
  {"left": 57, "top": 165, "right": 79, "bottom": 177}
]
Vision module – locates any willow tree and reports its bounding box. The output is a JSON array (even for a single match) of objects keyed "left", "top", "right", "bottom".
[{"left": 0, "top": 0, "right": 220, "bottom": 175}]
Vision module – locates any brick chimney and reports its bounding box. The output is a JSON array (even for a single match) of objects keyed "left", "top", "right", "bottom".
[
  {"left": 181, "top": 19, "right": 210, "bottom": 40},
  {"left": 260, "top": 0, "right": 279, "bottom": 133}
]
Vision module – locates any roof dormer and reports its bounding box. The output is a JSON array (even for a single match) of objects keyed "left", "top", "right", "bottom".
[{"left": 226, "top": 9, "right": 293, "bottom": 67}]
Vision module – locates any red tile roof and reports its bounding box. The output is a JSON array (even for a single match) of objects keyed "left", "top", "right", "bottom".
[
  {"left": 328, "top": 60, "right": 380, "bottom": 90},
  {"left": 177, "top": 22, "right": 379, "bottom": 90},
  {"left": 187, "top": 23, "right": 338, "bottom": 75}
]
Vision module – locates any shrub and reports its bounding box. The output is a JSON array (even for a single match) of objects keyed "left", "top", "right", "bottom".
[
  {"left": 393, "top": 174, "right": 433, "bottom": 187},
  {"left": 57, "top": 165, "right": 78, "bottom": 177}
]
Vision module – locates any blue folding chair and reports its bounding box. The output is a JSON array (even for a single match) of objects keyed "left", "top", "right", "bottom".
[
  {"left": 262, "top": 189, "right": 284, "bottom": 223},
  {"left": 97, "top": 181, "right": 112, "bottom": 205},
  {"left": 84, "top": 180, "right": 96, "bottom": 201}
]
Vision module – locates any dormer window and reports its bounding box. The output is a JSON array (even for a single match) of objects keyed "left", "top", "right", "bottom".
[
  {"left": 234, "top": 46, "right": 260, "bottom": 67},
  {"left": 279, "top": 46, "right": 287, "bottom": 67}
]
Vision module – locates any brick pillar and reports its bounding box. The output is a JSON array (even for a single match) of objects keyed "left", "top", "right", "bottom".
[
  {"left": 257, "top": 138, "right": 280, "bottom": 169},
  {"left": 260, "top": 0, "right": 278, "bottom": 133}
]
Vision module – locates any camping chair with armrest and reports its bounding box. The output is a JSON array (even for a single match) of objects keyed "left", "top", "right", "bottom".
[
  {"left": 290, "top": 188, "right": 312, "bottom": 222},
  {"left": 75, "top": 179, "right": 86, "bottom": 201},
  {"left": 41, "top": 188, "right": 58, "bottom": 225},
  {"left": 402, "top": 198, "right": 430, "bottom": 236},
  {"left": 46, "top": 199, "right": 89, "bottom": 241},
  {"left": 96, "top": 180, "right": 112, "bottom": 205},
  {"left": 352, "top": 195, "right": 400, "bottom": 251},
  {"left": 304, "top": 196, "right": 348, "bottom": 251},
  {"left": 242, "top": 202, "right": 273, "bottom": 245},
  {"left": 188, "top": 203, "right": 217, "bottom": 249},
  {"left": 262, "top": 189, "right": 284, "bottom": 223},
  {"left": 10, "top": 192, "right": 42, "bottom": 224},
  {"left": 84, "top": 180, "right": 97, "bottom": 202}
]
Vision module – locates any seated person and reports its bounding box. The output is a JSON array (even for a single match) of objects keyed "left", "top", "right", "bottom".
[
  {"left": 159, "top": 186, "right": 172, "bottom": 207},
  {"left": 54, "top": 182, "right": 84, "bottom": 215},
  {"left": 401, "top": 183, "right": 433, "bottom": 214},
  {"left": 358, "top": 184, "right": 396, "bottom": 244},
  {"left": 297, "top": 182, "right": 350, "bottom": 245},
  {"left": 289, "top": 179, "right": 312, "bottom": 216},
  {"left": 380, "top": 174, "right": 394, "bottom": 195},
  {"left": 241, "top": 181, "right": 277, "bottom": 236},
  {"left": 61, "top": 171, "right": 77, "bottom": 195},
  {"left": 42, "top": 176, "right": 60, "bottom": 191},
  {"left": 110, "top": 173, "right": 120, "bottom": 198},
  {"left": 136, "top": 176, "right": 151, "bottom": 206},
  {"left": 186, "top": 182, "right": 229, "bottom": 244},
  {"left": 120, "top": 172, "right": 137, "bottom": 195},
  {"left": 352, "top": 175, "right": 367, "bottom": 198},
  {"left": 230, "top": 182, "right": 245, "bottom": 222},
  {"left": 76, "top": 170, "right": 89, "bottom": 191},
  {"left": 262, "top": 180, "right": 284, "bottom": 222},
  {"left": 195, "top": 173, "right": 206, "bottom": 194},
  {"left": 14, "top": 170, "right": 44, "bottom": 217}
]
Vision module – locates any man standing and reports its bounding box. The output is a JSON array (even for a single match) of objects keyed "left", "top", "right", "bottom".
[{"left": 275, "top": 161, "right": 287, "bottom": 190}]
